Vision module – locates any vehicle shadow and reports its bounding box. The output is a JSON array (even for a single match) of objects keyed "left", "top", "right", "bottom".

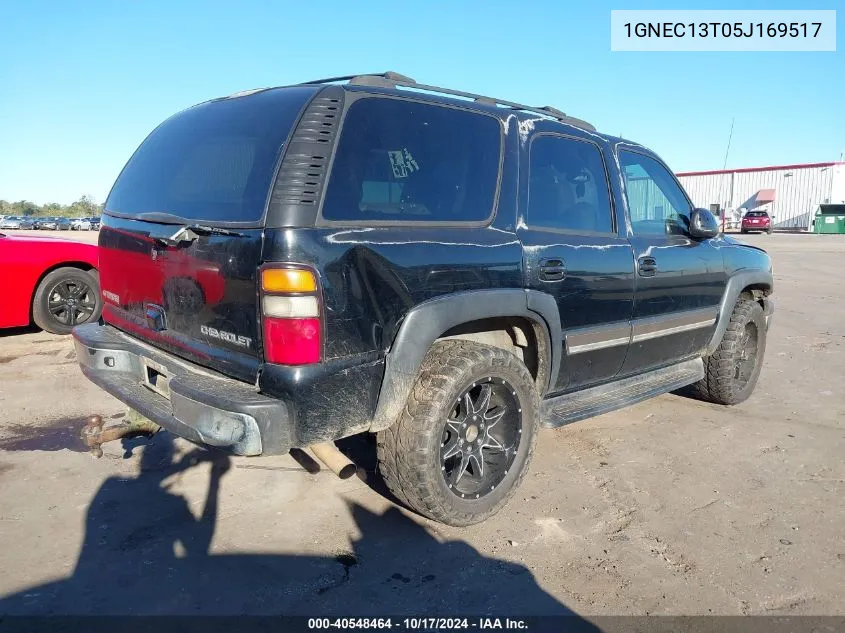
[
  {"left": 0, "top": 325, "right": 42, "bottom": 339},
  {"left": 0, "top": 433, "right": 596, "bottom": 626}
]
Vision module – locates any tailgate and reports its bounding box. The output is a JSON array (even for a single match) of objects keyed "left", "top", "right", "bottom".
[
  {"left": 97, "top": 85, "right": 317, "bottom": 382},
  {"left": 99, "top": 222, "right": 264, "bottom": 382}
]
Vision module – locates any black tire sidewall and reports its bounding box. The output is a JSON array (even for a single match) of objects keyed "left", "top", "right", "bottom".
[
  {"left": 730, "top": 302, "right": 767, "bottom": 403},
  {"left": 33, "top": 267, "right": 102, "bottom": 335},
  {"left": 425, "top": 360, "right": 539, "bottom": 518}
]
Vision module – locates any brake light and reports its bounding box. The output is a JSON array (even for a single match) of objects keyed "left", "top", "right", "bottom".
[{"left": 261, "top": 267, "right": 322, "bottom": 365}]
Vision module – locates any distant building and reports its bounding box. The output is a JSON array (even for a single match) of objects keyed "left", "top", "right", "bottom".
[{"left": 677, "top": 162, "right": 845, "bottom": 230}]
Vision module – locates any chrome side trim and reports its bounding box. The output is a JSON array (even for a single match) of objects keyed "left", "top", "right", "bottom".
[
  {"left": 568, "top": 336, "right": 631, "bottom": 354},
  {"left": 566, "top": 322, "right": 632, "bottom": 355},
  {"left": 630, "top": 308, "right": 717, "bottom": 344},
  {"left": 631, "top": 319, "right": 716, "bottom": 343},
  {"left": 565, "top": 308, "right": 719, "bottom": 355}
]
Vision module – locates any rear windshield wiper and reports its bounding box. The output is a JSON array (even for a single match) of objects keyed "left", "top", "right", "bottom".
[
  {"left": 124, "top": 211, "right": 247, "bottom": 241},
  {"left": 155, "top": 224, "right": 246, "bottom": 246},
  {"left": 185, "top": 224, "right": 246, "bottom": 237}
]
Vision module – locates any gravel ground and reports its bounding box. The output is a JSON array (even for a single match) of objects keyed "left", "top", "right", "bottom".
[{"left": 0, "top": 232, "right": 843, "bottom": 617}]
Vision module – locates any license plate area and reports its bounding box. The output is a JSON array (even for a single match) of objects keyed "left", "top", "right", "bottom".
[{"left": 141, "top": 357, "right": 171, "bottom": 400}]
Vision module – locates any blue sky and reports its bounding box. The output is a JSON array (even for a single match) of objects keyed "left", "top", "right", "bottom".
[{"left": 0, "top": 0, "right": 842, "bottom": 205}]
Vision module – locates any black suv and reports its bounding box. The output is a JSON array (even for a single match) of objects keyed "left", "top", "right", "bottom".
[{"left": 74, "top": 72, "right": 774, "bottom": 526}]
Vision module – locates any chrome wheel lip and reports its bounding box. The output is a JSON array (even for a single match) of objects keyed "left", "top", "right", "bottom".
[{"left": 440, "top": 376, "right": 522, "bottom": 500}]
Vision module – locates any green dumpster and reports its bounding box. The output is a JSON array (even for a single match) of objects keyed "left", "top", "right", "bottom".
[{"left": 814, "top": 204, "right": 845, "bottom": 234}]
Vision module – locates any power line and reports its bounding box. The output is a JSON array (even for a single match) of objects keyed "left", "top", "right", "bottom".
[{"left": 723, "top": 118, "right": 735, "bottom": 170}]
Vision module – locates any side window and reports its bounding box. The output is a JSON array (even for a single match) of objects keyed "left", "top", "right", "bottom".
[
  {"left": 321, "top": 98, "right": 501, "bottom": 223},
  {"left": 527, "top": 135, "right": 613, "bottom": 233},
  {"left": 618, "top": 150, "right": 691, "bottom": 236}
]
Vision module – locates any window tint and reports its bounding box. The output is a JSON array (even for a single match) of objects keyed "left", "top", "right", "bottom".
[
  {"left": 321, "top": 98, "right": 501, "bottom": 223},
  {"left": 106, "top": 88, "right": 313, "bottom": 223},
  {"left": 527, "top": 136, "right": 613, "bottom": 233},
  {"left": 618, "top": 151, "right": 691, "bottom": 236}
]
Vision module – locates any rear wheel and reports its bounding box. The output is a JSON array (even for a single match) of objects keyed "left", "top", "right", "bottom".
[
  {"left": 32, "top": 267, "right": 103, "bottom": 334},
  {"left": 692, "top": 297, "right": 766, "bottom": 405},
  {"left": 377, "top": 340, "right": 539, "bottom": 526}
]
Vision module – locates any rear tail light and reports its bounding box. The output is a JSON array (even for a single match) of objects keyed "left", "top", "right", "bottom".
[
  {"left": 261, "top": 268, "right": 318, "bottom": 293},
  {"left": 260, "top": 266, "right": 322, "bottom": 365}
]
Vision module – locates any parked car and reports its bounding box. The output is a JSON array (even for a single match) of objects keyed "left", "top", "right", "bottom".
[
  {"left": 0, "top": 216, "right": 22, "bottom": 229},
  {"left": 18, "top": 217, "right": 36, "bottom": 230},
  {"left": 74, "top": 72, "right": 774, "bottom": 526},
  {"left": 0, "top": 232, "right": 103, "bottom": 334},
  {"left": 71, "top": 218, "right": 93, "bottom": 230},
  {"left": 55, "top": 217, "right": 73, "bottom": 231},
  {"left": 741, "top": 210, "right": 773, "bottom": 234},
  {"left": 34, "top": 217, "right": 58, "bottom": 230},
  {"left": 87, "top": 217, "right": 101, "bottom": 231}
]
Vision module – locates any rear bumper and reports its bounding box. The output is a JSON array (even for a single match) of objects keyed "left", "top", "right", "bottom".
[{"left": 72, "top": 323, "right": 293, "bottom": 455}]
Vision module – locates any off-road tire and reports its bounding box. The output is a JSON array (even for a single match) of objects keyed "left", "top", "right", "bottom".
[
  {"left": 376, "top": 340, "right": 540, "bottom": 526},
  {"left": 32, "top": 267, "right": 103, "bottom": 335},
  {"left": 692, "top": 297, "right": 766, "bottom": 405}
]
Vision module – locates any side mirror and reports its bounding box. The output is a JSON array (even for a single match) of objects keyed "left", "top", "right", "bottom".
[{"left": 689, "top": 208, "right": 720, "bottom": 239}]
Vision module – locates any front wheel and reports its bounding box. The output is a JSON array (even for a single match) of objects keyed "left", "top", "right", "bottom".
[
  {"left": 377, "top": 340, "right": 540, "bottom": 526},
  {"left": 32, "top": 267, "right": 103, "bottom": 334},
  {"left": 692, "top": 297, "right": 767, "bottom": 405}
]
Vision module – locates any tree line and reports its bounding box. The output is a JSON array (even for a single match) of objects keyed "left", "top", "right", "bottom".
[{"left": 0, "top": 195, "right": 103, "bottom": 218}]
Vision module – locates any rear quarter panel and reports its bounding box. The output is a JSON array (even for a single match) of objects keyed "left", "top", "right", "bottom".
[
  {"left": 0, "top": 237, "right": 99, "bottom": 329},
  {"left": 258, "top": 226, "right": 524, "bottom": 446},
  {"left": 261, "top": 227, "right": 524, "bottom": 361}
]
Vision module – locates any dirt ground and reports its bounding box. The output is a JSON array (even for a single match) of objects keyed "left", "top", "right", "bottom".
[{"left": 0, "top": 232, "right": 843, "bottom": 617}]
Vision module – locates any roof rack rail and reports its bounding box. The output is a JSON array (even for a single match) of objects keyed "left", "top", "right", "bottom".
[
  {"left": 299, "top": 71, "right": 416, "bottom": 87},
  {"left": 300, "top": 72, "right": 595, "bottom": 132}
]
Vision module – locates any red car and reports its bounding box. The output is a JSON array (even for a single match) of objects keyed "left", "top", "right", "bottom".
[
  {"left": 1, "top": 232, "right": 103, "bottom": 334},
  {"left": 741, "top": 211, "right": 773, "bottom": 234}
]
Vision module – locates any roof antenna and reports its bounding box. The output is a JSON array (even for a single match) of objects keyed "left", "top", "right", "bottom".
[{"left": 723, "top": 117, "right": 735, "bottom": 170}]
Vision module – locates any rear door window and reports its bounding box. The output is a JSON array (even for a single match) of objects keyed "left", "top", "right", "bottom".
[
  {"left": 527, "top": 135, "right": 614, "bottom": 233},
  {"left": 321, "top": 98, "right": 502, "bottom": 223},
  {"left": 105, "top": 87, "right": 314, "bottom": 224}
]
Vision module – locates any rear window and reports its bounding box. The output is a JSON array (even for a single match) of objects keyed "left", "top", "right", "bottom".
[
  {"left": 321, "top": 98, "right": 502, "bottom": 223},
  {"left": 105, "top": 87, "right": 313, "bottom": 223},
  {"left": 746, "top": 211, "right": 768, "bottom": 217}
]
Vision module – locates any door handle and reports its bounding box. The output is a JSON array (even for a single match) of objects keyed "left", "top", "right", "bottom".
[
  {"left": 539, "top": 258, "right": 566, "bottom": 281},
  {"left": 638, "top": 256, "right": 657, "bottom": 277}
]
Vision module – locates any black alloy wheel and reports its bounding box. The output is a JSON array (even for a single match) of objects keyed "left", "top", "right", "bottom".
[
  {"left": 32, "top": 267, "right": 104, "bottom": 335},
  {"left": 440, "top": 379, "right": 522, "bottom": 500}
]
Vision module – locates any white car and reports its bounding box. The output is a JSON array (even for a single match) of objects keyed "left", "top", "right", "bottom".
[
  {"left": 70, "top": 218, "right": 92, "bottom": 231},
  {"left": 0, "top": 217, "right": 22, "bottom": 229}
]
